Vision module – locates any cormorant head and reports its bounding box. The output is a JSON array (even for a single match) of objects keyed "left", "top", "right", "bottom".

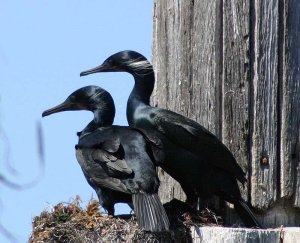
[
  {"left": 42, "top": 86, "right": 115, "bottom": 124},
  {"left": 80, "top": 50, "right": 153, "bottom": 77}
]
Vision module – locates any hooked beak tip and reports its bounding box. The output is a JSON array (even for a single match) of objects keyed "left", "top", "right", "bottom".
[
  {"left": 42, "top": 110, "right": 52, "bottom": 118},
  {"left": 80, "top": 63, "right": 119, "bottom": 77},
  {"left": 80, "top": 71, "right": 87, "bottom": 77},
  {"left": 42, "top": 101, "right": 75, "bottom": 118},
  {"left": 80, "top": 65, "right": 103, "bottom": 77}
]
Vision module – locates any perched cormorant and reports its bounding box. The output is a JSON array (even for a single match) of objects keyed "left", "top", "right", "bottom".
[
  {"left": 80, "top": 51, "right": 262, "bottom": 228},
  {"left": 42, "top": 86, "right": 170, "bottom": 232}
]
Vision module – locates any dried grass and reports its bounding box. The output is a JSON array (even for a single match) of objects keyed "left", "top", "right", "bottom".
[{"left": 29, "top": 197, "right": 221, "bottom": 243}]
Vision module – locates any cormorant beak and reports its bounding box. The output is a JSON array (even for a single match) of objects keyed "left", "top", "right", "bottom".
[
  {"left": 42, "top": 100, "right": 79, "bottom": 117},
  {"left": 80, "top": 63, "right": 120, "bottom": 76}
]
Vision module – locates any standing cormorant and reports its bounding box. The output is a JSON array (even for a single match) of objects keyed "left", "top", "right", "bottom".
[
  {"left": 80, "top": 51, "right": 262, "bottom": 228},
  {"left": 42, "top": 85, "right": 170, "bottom": 232}
]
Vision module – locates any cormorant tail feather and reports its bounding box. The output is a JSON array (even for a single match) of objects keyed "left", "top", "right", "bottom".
[
  {"left": 235, "top": 199, "right": 262, "bottom": 228},
  {"left": 132, "top": 193, "right": 170, "bottom": 232}
]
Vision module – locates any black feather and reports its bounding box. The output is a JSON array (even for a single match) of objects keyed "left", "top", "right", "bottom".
[
  {"left": 235, "top": 199, "right": 262, "bottom": 228},
  {"left": 132, "top": 193, "right": 169, "bottom": 232}
]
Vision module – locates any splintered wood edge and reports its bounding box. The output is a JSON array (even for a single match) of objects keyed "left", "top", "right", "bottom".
[{"left": 190, "top": 226, "right": 300, "bottom": 243}]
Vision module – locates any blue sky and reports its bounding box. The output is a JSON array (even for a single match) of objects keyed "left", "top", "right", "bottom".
[{"left": 0, "top": 1, "right": 153, "bottom": 242}]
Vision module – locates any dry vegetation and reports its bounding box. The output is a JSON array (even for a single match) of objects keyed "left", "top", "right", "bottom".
[{"left": 30, "top": 196, "right": 222, "bottom": 243}]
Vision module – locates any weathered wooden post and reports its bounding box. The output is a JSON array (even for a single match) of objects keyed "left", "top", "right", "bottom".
[{"left": 152, "top": 0, "right": 300, "bottom": 229}]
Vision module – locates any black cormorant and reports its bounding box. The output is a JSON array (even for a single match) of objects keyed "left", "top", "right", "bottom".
[
  {"left": 42, "top": 85, "right": 170, "bottom": 232},
  {"left": 80, "top": 51, "right": 262, "bottom": 228}
]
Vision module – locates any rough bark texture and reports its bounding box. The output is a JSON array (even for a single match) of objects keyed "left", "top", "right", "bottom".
[{"left": 152, "top": 0, "right": 300, "bottom": 226}]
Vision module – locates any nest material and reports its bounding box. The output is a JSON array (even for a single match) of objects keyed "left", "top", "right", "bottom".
[{"left": 29, "top": 196, "right": 222, "bottom": 243}]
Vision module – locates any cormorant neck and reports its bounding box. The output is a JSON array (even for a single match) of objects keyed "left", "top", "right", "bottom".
[
  {"left": 81, "top": 109, "right": 114, "bottom": 135},
  {"left": 126, "top": 72, "right": 154, "bottom": 126},
  {"left": 130, "top": 71, "right": 154, "bottom": 104},
  {"left": 93, "top": 109, "right": 113, "bottom": 126}
]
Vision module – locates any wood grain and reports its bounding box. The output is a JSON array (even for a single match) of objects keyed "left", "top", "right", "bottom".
[
  {"left": 279, "top": 0, "right": 300, "bottom": 204},
  {"left": 190, "top": 0, "right": 220, "bottom": 135},
  {"left": 152, "top": 0, "right": 194, "bottom": 203},
  {"left": 222, "top": 0, "right": 250, "bottom": 201},
  {"left": 250, "top": 0, "right": 278, "bottom": 210}
]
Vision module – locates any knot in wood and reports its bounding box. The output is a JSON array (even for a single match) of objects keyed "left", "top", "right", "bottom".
[{"left": 260, "top": 157, "right": 269, "bottom": 165}]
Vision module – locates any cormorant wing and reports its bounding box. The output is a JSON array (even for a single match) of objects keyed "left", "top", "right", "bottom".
[
  {"left": 79, "top": 127, "right": 121, "bottom": 153},
  {"left": 132, "top": 128, "right": 165, "bottom": 165},
  {"left": 76, "top": 149, "right": 129, "bottom": 193},
  {"left": 92, "top": 149, "right": 133, "bottom": 176},
  {"left": 151, "top": 109, "right": 246, "bottom": 184},
  {"left": 77, "top": 128, "right": 133, "bottom": 177}
]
